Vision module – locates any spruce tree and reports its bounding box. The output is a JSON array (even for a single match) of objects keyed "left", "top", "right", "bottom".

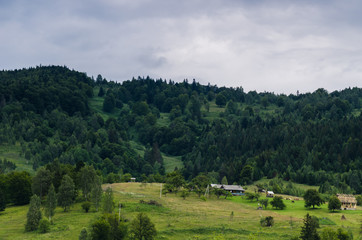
[
  {"left": 25, "top": 195, "right": 42, "bottom": 231},
  {"left": 58, "top": 175, "right": 75, "bottom": 212},
  {"left": 300, "top": 213, "right": 320, "bottom": 240},
  {"left": 129, "top": 213, "right": 157, "bottom": 240},
  {"left": 45, "top": 184, "right": 57, "bottom": 221}
]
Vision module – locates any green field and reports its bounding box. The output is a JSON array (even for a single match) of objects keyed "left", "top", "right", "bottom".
[
  {"left": 0, "top": 144, "right": 34, "bottom": 174},
  {"left": 1, "top": 183, "right": 360, "bottom": 240}
]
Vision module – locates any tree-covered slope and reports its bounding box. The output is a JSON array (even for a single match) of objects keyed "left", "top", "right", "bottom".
[{"left": 0, "top": 66, "right": 361, "bottom": 194}]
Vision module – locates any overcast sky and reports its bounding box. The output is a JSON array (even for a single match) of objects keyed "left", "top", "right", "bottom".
[{"left": 1, "top": 0, "right": 361, "bottom": 94}]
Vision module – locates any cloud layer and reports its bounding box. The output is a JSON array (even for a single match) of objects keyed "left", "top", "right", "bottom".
[{"left": 1, "top": 0, "right": 361, "bottom": 93}]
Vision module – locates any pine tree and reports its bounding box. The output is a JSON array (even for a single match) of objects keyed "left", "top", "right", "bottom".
[
  {"left": 58, "top": 175, "right": 75, "bottom": 212},
  {"left": 91, "top": 175, "right": 103, "bottom": 212},
  {"left": 45, "top": 184, "right": 57, "bottom": 221},
  {"left": 25, "top": 195, "right": 42, "bottom": 231},
  {"left": 102, "top": 187, "right": 114, "bottom": 214},
  {"left": 300, "top": 213, "right": 320, "bottom": 240}
]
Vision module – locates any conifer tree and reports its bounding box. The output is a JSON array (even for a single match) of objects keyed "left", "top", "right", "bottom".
[
  {"left": 25, "top": 195, "right": 42, "bottom": 231},
  {"left": 45, "top": 184, "right": 57, "bottom": 221},
  {"left": 300, "top": 213, "right": 320, "bottom": 240}
]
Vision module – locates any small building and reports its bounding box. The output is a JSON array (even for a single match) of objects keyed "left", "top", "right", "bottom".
[
  {"left": 337, "top": 194, "right": 357, "bottom": 210},
  {"left": 266, "top": 191, "right": 274, "bottom": 198},
  {"left": 211, "top": 184, "right": 245, "bottom": 196},
  {"left": 130, "top": 177, "right": 136, "bottom": 182}
]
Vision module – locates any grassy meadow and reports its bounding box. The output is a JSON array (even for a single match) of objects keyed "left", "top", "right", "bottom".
[{"left": 1, "top": 182, "right": 361, "bottom": 240}]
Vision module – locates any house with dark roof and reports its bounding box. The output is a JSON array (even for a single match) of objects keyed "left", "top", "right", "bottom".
[{"left": 211, "top": 184, "right": 245, "bottom": 196}]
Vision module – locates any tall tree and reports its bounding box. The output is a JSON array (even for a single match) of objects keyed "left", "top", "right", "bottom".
[
  {"left": 91, "top": 175, "right": 103, "bottom": 212},
  {"left": 304, "top": 189, "right": 325, "bottom": 209},
  {"left": 32, "top": 167, "right": 52, "bottom": 199},
  {"left": 45, "top": 184, "right": 57, "bottom": 221},
  {"left": 129, "top": 213, "right": 157, "bottom": 240},
  {"left": 79, "top": 165, "right": 97, "bottom": 201},
  {"left": 102, "top": 187, "right": 114, "bottom": 214},
  {"left": 328, "top": 196, "right": 341, "bottom": 212},
  {"left": 25, "top": 194, "right": 42, "bottom": 231},
  {"left": 6, "top": 171, "right": 32, "bottom": 205},
  {"left": 300, "top": 213, "right": 320, "bottom": 240},
  {"left": 58, "top": 175, "right": 75, "bottom": 212}
]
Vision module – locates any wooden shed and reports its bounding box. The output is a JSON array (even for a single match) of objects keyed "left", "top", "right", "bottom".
[{"left": 337, "top": 194, "right": 357, "bottom": 210}]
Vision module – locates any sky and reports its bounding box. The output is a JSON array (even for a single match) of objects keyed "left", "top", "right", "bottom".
[{"left": 0, "top": 0, "right": 361, "bottom": 94}]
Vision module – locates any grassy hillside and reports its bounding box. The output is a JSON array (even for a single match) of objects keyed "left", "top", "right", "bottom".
[
  {"left": 1, "top": 183, "right": 360, "bottom": 240},
  {"left": 0, "top": 144, "right": 34, "bottom": 174}
]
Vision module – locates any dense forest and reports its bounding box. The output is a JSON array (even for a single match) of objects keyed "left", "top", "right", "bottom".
[{"left": 0, "top": 66, "right": 361, "bottom": 208}]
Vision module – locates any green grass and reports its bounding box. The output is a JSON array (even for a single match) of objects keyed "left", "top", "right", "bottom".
[
  {"left": 163, "top": 155, "right": 183, "bottom": 173},
  {"left": 89, "top": 87, "right": 122, "bottom": 121},
  {"left": 129, "top": 140, "right": 183, "bottom": 173},
  {"left": 1, "top": 183, "right": 360, "bottom": 240},
  {"left": 0, "top": 144, "right": 34, "bottom": 174}
]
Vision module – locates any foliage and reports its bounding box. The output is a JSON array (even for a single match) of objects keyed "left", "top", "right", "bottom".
[
  {"left": 260, "top": 216, "right": 274, "bottom": 227},
  {"left": 245, "top": 192, "right": 260, "bottom": 202},
  {"left": 259, "top": 198, "right": 269, "bottom": 209},
  {"left": 91, "top": 175, "right": 103, "bottom": 212},
  {"left": 270, "top": 196, "right": 286, "bottom": 210},
  {"left": 5, "top": 171, "right": 32, "bottom": 205},
  {"left": 129, "top": 212, "right": 157, "bottom": 240},
  {"left": 91, "top": 218, "right": 111, "bottom": 240},
  {"left": 79, "top": 165, "right": 97, "bottom": 201},
  {"left": 25, "top": 194, "right": 42, "bottom": 231},
  {"left": 79, "top": 227, "right": 89, "bottom": 240},
  {"left": 32, "top": 167, "right": 52, "bottom": 199},
  {"left": 90, "top": 213, "right": 128, "bottom": 240},
  {"left": 38, "top": 218, "right": 50, "bottom": 233},
  {"left": 82, "top": 201, "right": 91, "bottom": 213},
  {"left": 304, "top": 189, "right": 325, "bottom": 209},
  {"left": 45, "top": 184, "right": 57, "bottom": 221},
  {"left": 180, "top": 189, "right": 190, "bottom": 200},
  {"left": 356, "top": 195, "right": 362, "bottom": 206},
  {"left": 103, "top": 187, "right": 114, "bottom": 214},
  {"left": 57, "top": 174, "right": 75, "bottom": 211},
  {"left": 328, "top": 196, "right": 341, "bottom": 212},
  {"left": 300, "top": 213, "right": 320, "bottom": 240}
]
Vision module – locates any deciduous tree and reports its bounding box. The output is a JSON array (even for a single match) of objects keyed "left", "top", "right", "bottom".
[
  {"left": 58, "top": 175, "right": 75, "bottom": 211},
  {"left": 328, "top": 196, "right": 341, "bottom": 212},
  {"left": 304, "top": 189, "right": 325, "bottom": 209},
  {"left": 129, "top": 213, "right": 157, "bottom": 240}
]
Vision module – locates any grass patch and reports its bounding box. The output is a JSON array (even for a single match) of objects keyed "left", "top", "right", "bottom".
[
  {"left": 163, "top": 155, "right": 183, "bottom": 173},
  {"left": 0, "top": 144, "right": 34, "bottom": 174}
]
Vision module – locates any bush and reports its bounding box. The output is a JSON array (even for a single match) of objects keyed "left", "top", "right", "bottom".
[
  {"left": 82, "top": 201, "right": 91, "bottom": 213},
  {"left": 260, "top": 216, "right": 274, "bottom": 227},
  {"left": 38, "top": 218, "right": 50, "bottom": 233}
]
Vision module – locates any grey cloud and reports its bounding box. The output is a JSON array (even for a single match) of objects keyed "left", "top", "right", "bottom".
[{"left": 0, "top": 0, "right": 361, "bottom": 93}]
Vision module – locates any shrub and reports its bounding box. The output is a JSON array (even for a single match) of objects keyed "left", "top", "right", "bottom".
[
  {"left": 38, "top": 218, "right": 50, "bottom": 233},
  {"left": 260, "top": 216, "right": 274, "bottom": 227},
  {"left": 82, "top": 201, "right": 91, "bottom": 213}
]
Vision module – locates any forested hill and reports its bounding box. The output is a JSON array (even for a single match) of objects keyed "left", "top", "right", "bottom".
[{"left": 0, "top": 66, "right": 361, "bottom": 195}]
